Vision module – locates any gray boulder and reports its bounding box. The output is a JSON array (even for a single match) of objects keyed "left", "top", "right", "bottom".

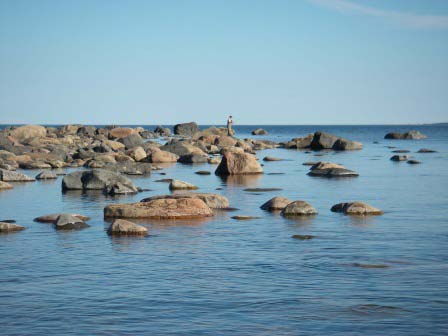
[
  {"left": 331, "top": 202, "right": 383, "bottom": 215},
  {"left": 252, "top": 128, "right": 268, "bottom": 135},
  {"left": 174, "top": 122, "right": 199, "bottom": 137},
  {"left": 307, "top": 167, "right": 358, "bottom": 177},
  {"left": 260, "top": 196, "right": 292, "bottom": 211},
  {"left": 281, "top": 201, "right": 317, "bottom": 216},
  {"left": 0, "top": 222, "right": 25, "bottom": 232},
  {"left": 107, "top": 219, "right": 148, "bottom": 236},
  {"left": 54, "top": 214, "right": 90, "bottom": 230},
  {"left": 385, "top": 130, "right": 427, "bottom": 140},
  {"left": 119, "top": 133, "right": 143, "bottom": 149},
  {"left": 0, "top": 169, "right": 35, "bottom": 182}
]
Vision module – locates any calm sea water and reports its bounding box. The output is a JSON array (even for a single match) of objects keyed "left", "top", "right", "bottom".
[{"left": 1, "top": 125, "right": 447, "bottom": 335}]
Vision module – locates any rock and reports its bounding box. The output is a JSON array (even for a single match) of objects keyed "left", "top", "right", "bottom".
[
  {"left": 173, "top": 122, "right": 199, "bottom": 137},
  {"left": 390, "top": 155, "right": 410, "bottom": 162},
  {"left": 104, "top": 197, "right": 214, "bottom": 219},
  {"left": 0, "top": 222, "right": 25, "bottom": 232},
  {"left": 101, "top": 161, "right": 153, "bottom": 175},
  {"left": 231, "top": 215, "right": 260, "bottom": 220},
  {"left": 332, "top": 138, "right": 363, "bottom": 150},
  {"left": 36, "top": 171, "right": 58, "bottom": 180},
  {"left": 34, "top": 213, "right": 91, "bottom": 223},
  {"left": 407, "top": 159, "right": 421, "bottom": 164},
  {"left": 208, "top": 157, "right": 221, "bottom": 164},
  {"left": 302, "top": 161, "right": 318, "bottom": 166},
  {"left": 154, "top": 126, "right": 171, "bottom": 137},
  {"left": 292, "top": 234, "right": 315, "bottom": 240},
  {"left": 145, "top": 149, "right": 179, "bottom": 163},
  {"left": 54, "top": 214, "right": 90, "bottom": 230},
  {"left": 102, "top": 140, "right": 125, "bottom": 151},
  {"left": 351, "top": 263, "right": 390, "bottom": 269},
  {"left": 260, "top": 196, "right": 292, "bottom": 211},
  {"left": 0, "top": 181, "right": 13, "bottom": 190},
  {"left": 281, "top": 134, "right": 314, "bottom": 149},
  {"left": 126, "top": 146, "right": 147, "bottom": 161},
  {"left": 263, "top": 156, "right": 283, "bottom": 162},
  {"left": 178, "top": 154, "right": 208, "bottom": 164},
  {"left": 119, "top": 133, "right": 143, "bottom": 149},
  {"left": 311, "top": 132, "right": 362, "bottom": 150},
  {"left": 385, "top": 130, "right": 427, "bottom": 140},
  {"left": 310, "top": 162, "right": 345, "bottom": 171},
  {"left": 10, "top": 125, "right": 47, "bottom": 143},
  {"left": 0, "top": 169, "right": 35, "bottom": 182},
  {"left": 251, "top": 128, "right": 268, "bottom": 135},
  {"left": 307, "top": 168, "right": 358, "bottom": 177},
  {"left": 18, "top": 160, "right": 52, "bottom": 169},
  {"left": 169, "top": 180, "right": 198, "bottom": 190},
  {"left": 62, "top": 169, "right": 138, "bottom": 195},
  {"left": 281, "top": 201, "right": 318, "bottom": 216},
  {"left": 215, "top": 152, "right": 263, "bottom": 175},
  {"left": 195, "top": 170, "right": 211, "bottom": 175},
  {"left": 214, "top": 136, "right": 237, "bottom": 147},
  {"left": 109, "top": 127, "right": 135, "bottom": 139},
  {"left": 244, "top": 188, "right": 282, "bottom": 192},
  {"left": 331, "top": 202, "right": 383, "bottom": 215},
  {"left": 161, "top": 141, "right": 206, "bottom": 157},
  {"left": 418, "top": 148, "right": 437, "bottom": 153},
  {"left": 141, "top": 193, "right": 230, "bottom": 209},
  {"left": 107, "top": 219, "right": 148, "bottom": 236},
  {"left": 392, "top": 149, "right": 410, "bottom": 153}
]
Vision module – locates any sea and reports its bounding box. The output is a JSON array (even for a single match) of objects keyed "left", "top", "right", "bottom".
[{"left": 0, "top": 124, "right": 447, "bottom": 335}]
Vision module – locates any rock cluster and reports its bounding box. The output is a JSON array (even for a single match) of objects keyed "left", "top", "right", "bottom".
[
  {"left": 282, "top": 132, "right": 362, "bottom": 151},
  {"left": 384, "top": 130, "right": 427, "bottom": 140}
]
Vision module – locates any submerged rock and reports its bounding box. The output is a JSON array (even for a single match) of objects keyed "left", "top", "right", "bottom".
[
  {"left": 407, "top": 159, "right": 421, "bottom": 164},
  {"left": 292, "top": 234, "right": 315, "bottom": 240},
  {"left": 195, "top": 170, "right": 211, "bottom": 175},
  {"left": 417, "top": 148, "right": 437, "bottom": 153},
  {"left": 231, "top": 215, "right": 260, "bottom": 220},
  {"left": 331, "top": 202, "right": 383, "bottom": 215},
  {"left": 54, "top": 214, "right": 90, "bottom": 230},
  {"left": 281, "top": 201, "right": 317, "bottom": 216},
  {"left": 34, "top": 213, "right": 91, "bottom": 223},
  {"left": 307, "top": 168, "right": 358, "bottom": 177},
  {"left": 104, "top": 197, "right": 214, "bottom": 219},
  {"left": 251, "top": 128, "right": 268, "bottom": 135},
  {"left": 215, "top": 152, "right": 263, "bottom": 175},
  {"left": 0, "top": 222, "right": 25, "bottom": 232},
  {"left": 244, "top": 188, "right": 282, "bottom": 192},
  {"left": 107, "top": 219, "right": 148, "bottom": 236},
  {"left": 260, "top": 196, "right": 292, "bottom": 211},
  {"left": 390, "top": 155, "right": 410, "bottom": 162}
]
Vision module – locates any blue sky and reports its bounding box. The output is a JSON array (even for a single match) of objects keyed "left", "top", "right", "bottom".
[{"left": 0, "top": 0, "right": 447, "bottom": 125}]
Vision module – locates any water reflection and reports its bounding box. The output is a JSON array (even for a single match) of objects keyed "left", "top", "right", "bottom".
[{"left": 218, "top": 174, "right": 262, "bottom": 187}]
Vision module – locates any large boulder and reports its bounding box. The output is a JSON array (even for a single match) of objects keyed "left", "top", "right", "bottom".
[
  {"left": 54, "top": 214, "right": 90, "bottom": 230},
  {"left": 141, "top": 193, "right": 230, "bottom": 209},
  {"left": 161, "top": 141, "right": 206, "bottom": 157},
  {"left": 252, "top": 128, "right": 268, "bottom": 135},
  {"left": 126, "top": 146, "right": 147, "bottom": 162},
  {"left": 173, "top": 122, "right": 199, "bottom": 137},
  {"left": 310, "top": 132, "right": 362, "bottom": 150},
  {"left": 0, "top": 169, "right": 35, "bottom": 182},
  {"left": 104, "top": 197, "right": 214, "bottom": 219},
  {"left": 119, "top": 133, "right": 143, "bottom": 149},
  {"left": 331, "top": 202, "right": 383, "bottom": 215},
  {"left": 107, "top": 219, "right": 148, "bottom": 236},
  {"left": 385, "top": 130, "right": 427, "bottom": 140},
  {"left": 109, "top": 127, "right": 135, "bottom": 139},
  {"left": 62, "top": 169, "right": 138, "bottom": 195},
  {"left": 281, "top": 201, "right": 318, "bottom": 216},
  {"left": 307, "top": 167, "right": 358, "bottom": 177},
  {"left": 178, "top": 154, "right": 208, "bottom": 164},
  {"left": 0, "top": 222, "right": 25, "bottom": 232},
  {"left": 215, "top": 152, "right": 263, "bottom": 175},
  {"left": 146, "top": 149, "right": 179, "bottom": 163},
  {"left": 260, "top": 196, "right": 292, "bottom": 211},
  {"left": 154, "top": 126, "right": 171, "bottom": 137},
  {"left": 10, "top": 125, "right": 47, "bottom": 143},
  {"left": 310, "top": 162, "right": 345, "bottom": 171}
]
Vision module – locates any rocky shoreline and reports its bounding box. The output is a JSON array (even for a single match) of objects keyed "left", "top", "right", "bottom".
[{"left": 0, "top": 123, "right": 431, "bottom": 235}]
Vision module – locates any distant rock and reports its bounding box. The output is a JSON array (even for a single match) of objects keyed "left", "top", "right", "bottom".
[
  {"left": 173, "top": 122, "right": 199, "bottom": 137},
  {"left": 281, "top": 201, "right": 317, "bottom": 216},
  {"left": 417, "top": 148, "right": 437, "bottom": 153},
  {"left": 215, "top": 152, "right": 263, "bottom": 175},
  {"left": 107, "top": 219, "right": 148, "bottom": 236},
  {"left": 169, "top": 180, "right": 198, "bottom": 190},
  {"left": 54, "top": 214, "right": 90, "bottom": 230},
  {"left": 62, "top": 169, "right": 138, "bottom": 195},
  {"left": 311, "top": 132, "right": 362, "bottom": 150},
  {"left": 407, "top": 159, "right": 421, "bottom": 164},
  {"left": 0, "top": 222, "right": 25, "bottom": 232},
  {"left": 34, "top": 213, "right": 90, "bottom": 223},
  {"left": 262, "top": 156, "right": 283, "bottom": 162},
  {"left": 260, "top": 196, "right": 292, "bottom": 211},
  {"left": 154, "top": 126, "right": 171, "bottom": 137},
  {"left": 292, "top": 234, "right": 315, "bottom": 240},
  {"left": 390, "top": 155, "right": 410, "bottom": 162},
  {"left": 309, "top": 162, "right": 345, "bottom": 171},
  {"left": 251, "top": 128, "right": 268, "bottom": 135},
  {"left": 195, "top": 170, "right": 211, "bottom": 175},
  {"left": 231, "top": 215, "right": 260, "bottom": 220},
  {"left": 331, "top": 202, "right": 383, "bottom": 215},
  {"left": 244, "top": 188, "right": 282, "bottom": 192},
  {"left": 391, "top": 149, "right": 410, "bottom": 153},
  {"left": 36, "top": 171, "right": 58, "bottom": 180},
  {"left": 384, "top": 130, "right": 427, "bottom": 140},
  {"left": 104, "top": 197, "right": 214, "bottom": 219},
  {"left": 307, "top": 167, "right": 358, "bottom": 178},
  {"left": 0, "top": 169, "right": 35, "bottom": 182}
]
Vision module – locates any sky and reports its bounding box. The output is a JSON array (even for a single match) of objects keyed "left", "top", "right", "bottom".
[{"left": 0, "top": 0, "right": 447, "bottom": 125}]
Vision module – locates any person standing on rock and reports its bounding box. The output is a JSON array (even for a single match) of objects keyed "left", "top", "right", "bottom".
[{"left": 227, "top": 115, "right": 233, "bottom": 136}]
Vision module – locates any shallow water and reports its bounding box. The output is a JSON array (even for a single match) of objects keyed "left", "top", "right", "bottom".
[{"left": 1, "top": 125, "right": 448, "bottom": 335}]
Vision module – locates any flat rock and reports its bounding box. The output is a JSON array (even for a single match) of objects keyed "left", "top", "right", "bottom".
[
  {"left": 281, "top": 201, "right": 317, "bottom": 216},
  {"left": 390, "top": 155, "right": 410, "bottom": 162},
  {"left": 0, "top": 169, "right": 35, "bottom": 182},
  {"left": 104, "top": 197, "right": 214, "bottom": 219},
  {"left": 0, "top": 181, "right": 13, "bottom": 190},
  {"left": 292, "top": 234, "right": 315, "bottom": 240},
  {"left": 54, "top": 214, "right": 90, "bottom": 230},
  {"left": 417, "top": 148, "right": 437, "bottom": 153},
  {"left": 307, "top": 168, "right": 358, "bottom": 177},
  {"left": 260, "top": 196, "right": 292, "bottom": 211},
  {"left": 231, "top": 216, "right": 260, "bottom": 220},
  {"left": 169, "top": 180, "right": 198, "bottom": 190},
  {"left": 407, "top": 159, "right": 421, "bottom": 164},
  {"left": 309, "top": 162, "right": 345, "bottom": 171},
  {"left": 141, "top": 193, "right": 230, "bottom": 209},
  {"left": 391, "top": 149, "right": 410, "bottom": 153},
  {"left": 36, "top": 171, "right": 58, "bottom": 180},
  {"left": 263, "top": 156, "right": 283, "bottom": 162},
  {"left": 244, "top": 188, "right": 282, "bottom": 192},
  {"left": 34, "top": 213, "right": 91, "bottom": 223},
  {"left": 107, "top": 219, "right": 148, "bottom": 236},
  {"left": 0, "top": 222, "right": 25, "bottom": 232},
  {"left": 385, "top": 130, "right": 427, "bottom": 140},
  {"left": 195, "top": 170, "right": 211, "bottom": 175},
  {"left": 331, "top": 202, "right": 383, "bottom": 215},
  {"left": 215, "top": 152, "right": 263, "bottom": 175}
]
